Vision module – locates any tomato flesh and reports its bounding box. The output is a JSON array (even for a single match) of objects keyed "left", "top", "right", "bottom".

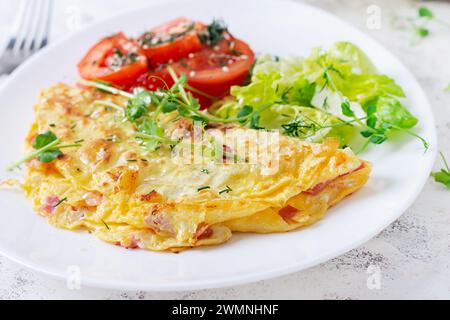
[
  {"left": 131, "top": 36, "right": 255, "bottom": 108},
  {"left": 78, "top": 32, "right": 148, "bottom": 87},
  {"left": 79, "top": 20, "right": 256, "bottom": 109},
  {"left": 174, "top": 36, "right": 255, "bottom": 98},
  {"left": 139, "top": 17, "right": 204, "bottom": 68}
]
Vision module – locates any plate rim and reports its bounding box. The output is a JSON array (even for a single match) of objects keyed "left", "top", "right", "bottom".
[{"left": 0, "top": 0, "right": 438, "bottom": 291}]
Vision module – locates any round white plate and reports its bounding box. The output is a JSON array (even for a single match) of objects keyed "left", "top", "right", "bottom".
[{"left": 0, "top": 0, "right": 437, "bottom": 291}]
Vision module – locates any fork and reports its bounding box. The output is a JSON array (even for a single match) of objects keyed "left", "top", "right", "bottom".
[{"left": 0, "top": 0, "right": 53, "bottom": 74}]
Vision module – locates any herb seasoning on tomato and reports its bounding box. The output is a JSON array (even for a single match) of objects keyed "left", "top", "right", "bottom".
[
  {"left": 78, "top": 32, "right": 148, "bottom": 87},
  {"left": 138, "top": 17, "right": 205, "bottom": 67},
  {"left": 78, "top": 18, "right": 255, "bottom": 108}
]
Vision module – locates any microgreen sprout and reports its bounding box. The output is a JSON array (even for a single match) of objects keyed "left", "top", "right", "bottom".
[
  {"left": 431, "top": 152, "right": 450, "bottom": 189},
  {"left": 6, "top": 131, "right": 82, "bottom": 171},
  {"left": 78, "top": 67, "right": 274, "bottom": 154},
  {"left": 392, "top": 6, "right": 449, "bottom": 45}
]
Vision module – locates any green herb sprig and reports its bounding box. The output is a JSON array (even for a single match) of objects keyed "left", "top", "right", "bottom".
[
  {"left": 198, "top": 19, "right": 228, "bottom": 46},
  {"left": 79, "top": 67, "right": 274, "bottom": 153},
  {"left": 6, "top": 131, "right": 82, "bottom": 171},
  {"left": 392, "top": 6, "right": 450, "bottom": 44},
  {"left": 318, "top": 62, "right": 428, "bottom": 152},
  {"left": 431, "top": 152, "right": 450, "bottom": 189}
]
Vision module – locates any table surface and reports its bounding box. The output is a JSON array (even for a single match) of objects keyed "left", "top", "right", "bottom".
[{"left": 0, "top": 0, "right": 449, "bottom": 300}]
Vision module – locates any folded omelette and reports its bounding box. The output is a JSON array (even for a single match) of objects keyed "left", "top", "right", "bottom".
[{"left": 22, "top": 84, "right": 371, "bottom": 251}]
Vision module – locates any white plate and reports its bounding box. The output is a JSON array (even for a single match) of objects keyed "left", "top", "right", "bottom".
[{"left": 0, "top": 0, "right": 437, "bottom": 291}]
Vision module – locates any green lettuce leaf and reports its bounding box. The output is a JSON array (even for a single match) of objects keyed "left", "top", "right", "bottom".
[{"left": 213, "top": 41, "right": 422, "bottom": 150}]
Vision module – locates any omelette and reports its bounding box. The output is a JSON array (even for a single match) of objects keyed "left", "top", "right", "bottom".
[{"left": 18, "top": 83, "right": 370, "bottom": 252}]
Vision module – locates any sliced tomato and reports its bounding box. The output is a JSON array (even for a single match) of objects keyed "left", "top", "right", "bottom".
[
  {"left": 78, "top": 32, "right": 148, "bottom": 87},
  {"left": 173, "top": 36, "right": 255, "bottom": 99},
  {"left": 131, "top": 36, "right": 255, "bottom": 108},
  {"left": 138, "top": 17, "right": 205, "bottom": 68}
]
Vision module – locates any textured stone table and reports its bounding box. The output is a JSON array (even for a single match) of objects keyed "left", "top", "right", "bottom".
[{"left": 0, "top": 0, "right": 449, "bottom": 299}]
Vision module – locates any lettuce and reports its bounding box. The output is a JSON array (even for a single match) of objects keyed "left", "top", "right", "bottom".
[{"left": 214, "top": 42, "right": 425, "bottom": 151}]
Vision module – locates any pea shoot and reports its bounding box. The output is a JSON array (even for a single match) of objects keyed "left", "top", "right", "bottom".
[
  {"left": 431, "top": 152, "right": 450, "bottom": 189},
  {"left": 6, "top": 131, "right": 82, "bottom": 171},
  {"left": 392, "top": 6, "right": 449, "bottom": 44},
  {"left": 78, "top": 66, "right": 273, "bottom": 153}
]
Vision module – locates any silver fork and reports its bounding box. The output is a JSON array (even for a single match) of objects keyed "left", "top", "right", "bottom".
[{"left": 0, "top": 0, "right": 53, "bottom": 74}]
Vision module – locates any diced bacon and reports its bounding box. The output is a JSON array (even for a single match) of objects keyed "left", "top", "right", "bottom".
[
  {"left": 114, "top": 237, "right": 140, "bottom": 250},
  {"left": 195, "top": 223, "right": 213, "bottom": 240},
  {"left": 145, "top": 210, "right": 174, "bottom": 235},
  {"left": 69, "top": 206, "right": 86, "bottom": 222},
  {"left": 26, "top": 158, "right": 53, "bottom": 171},
  {"left": 139, "top": 190, "right": 160, "bottom": 202},
  {"left": 123, "top": 239, "right": 139, "bottom": 250},
  {"left": 305, "top": 180, "right": 332, "bottom": 196},
  {"left": 305, "top": 162, "right": 366, "bottom": 195},
  {"left": 96, "top": 148, "right": 109, "bottom": 162},
  {"left": 27, "top": 133, "right": 37, "bottom": 145},
  {"left": 40, "top": 196, "right": 60, "bottom": 215},
  {"left": 82, "top": 191, "right": 103, "bottom": 207},
  {"left": 27, "top": 158, "right": 40, "bottom": 168},
  {"left": 278, "top": 205, "right": 299, "bottom": 221},
  {"left": 340, "top": 162, "right": 365, "bottom": 178}
]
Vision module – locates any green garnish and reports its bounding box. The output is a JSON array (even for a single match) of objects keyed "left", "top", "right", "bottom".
[
  {"left": 237, "top": 105, "right": 254, "bottom": 124},
  {"left": 79, "top": 65, "right": 273, "bottom": 155},
  {"left": 139, "top": 23, "right": 196, "bottom": 47},
  {"left": 416, "top": 27, "right": 429, "bottom": 38},
  {"left": 340, "top": 100, "right": 355, "bottom": 118},
  {"left": 197, "top": 186, "right": 211, "bottom": 192},
  {"left": 219, "top": 185, "right": 232, "bottom": 194},
  {"left": 53, "top": 197, "right": 67, "bottom": 208},
  {"left": 79, "top": 79, "right": 133, "bottom": 98},
  {"left": 126, "top": 88, "right": 152, "bottom": 122},
  {"left": 201, "top": 168, "right": 210, "bottom": 174},
  {"left": 431, "top": 152, "right": 450, "bottom": 189},
  {"left": 282, "top": 118, "right": 319, "bottom": 138},
  {"left": 198, "top": 19, "right": 228, "bottom": 46},
  {"left": 79, "top": 41, "right": 427, "bottom": 155},
  {"left": 136, "top": 118, "right": 178, "bottom": 152},
  {"left": 6, "top": 131, "right": 82, "bottom": 171},
  {"left": 392, "top": 6, "right": 449, "bottom": 44},
  {"left": 214, "top": 42, "right": 428, "bottom": 152},
  {"left": 93, "top": 100, "right": 125, "bottom": 116},
  {"left": 106, "top": 135, "right": 119, "bottom": 142},
  {"left": 418, "top": 6, "right": 433, "bottom": 19},
  {"left": 101, "top": 219, "right": 110, "bottom": 230}
]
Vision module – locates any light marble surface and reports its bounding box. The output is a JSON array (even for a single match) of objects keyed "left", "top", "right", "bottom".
[{"left": 0, "top": 0, "right": 449, "bottom": 300}]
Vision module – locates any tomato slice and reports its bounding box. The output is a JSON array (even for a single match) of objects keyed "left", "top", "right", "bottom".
[
  {"left": 78, "top": 32, "right": 148, "bottom": 87},
  {"left": 138, "top": 17, "right": 205, "bottom": 68},
  {"left": 174, "top": 36, "right": 255, "bottom": 98},
  {"left": 131, "top": 36, "right": 255, "bottom": 108}
]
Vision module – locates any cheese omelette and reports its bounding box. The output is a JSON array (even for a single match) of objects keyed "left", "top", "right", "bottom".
[{"left": 21, "top": 84, "right": 371, "bottom": 251}]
